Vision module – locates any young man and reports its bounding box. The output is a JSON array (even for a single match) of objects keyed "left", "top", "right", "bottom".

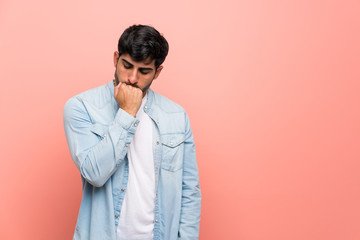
[{"left": 63, "top": 25, "right": 201, "bottom": 240}]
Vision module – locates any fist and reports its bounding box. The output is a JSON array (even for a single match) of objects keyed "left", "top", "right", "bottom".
[{"left": 114, "top": 83, "right": 143, "bottom": 117}]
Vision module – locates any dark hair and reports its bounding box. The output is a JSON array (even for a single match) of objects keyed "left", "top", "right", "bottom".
[{"left": 118, "top": 25, "right": 169, "bottom": 69}]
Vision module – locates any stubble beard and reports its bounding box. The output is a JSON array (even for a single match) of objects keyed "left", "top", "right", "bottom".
[{"left": 114, "top": 69, "right": 154, "bottom": 95}]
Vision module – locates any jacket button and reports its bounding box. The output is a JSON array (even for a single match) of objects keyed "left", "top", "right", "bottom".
[
  {"left": 121, "top": 189, "right": 125, "bottom": 192},
  {"left": 115, "top": 215, "right": 119, "bottom": 218}
]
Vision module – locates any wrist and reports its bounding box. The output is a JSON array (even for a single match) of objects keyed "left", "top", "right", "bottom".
[{"left": 121, "top": 107, "right": 137, "bottom": 117}]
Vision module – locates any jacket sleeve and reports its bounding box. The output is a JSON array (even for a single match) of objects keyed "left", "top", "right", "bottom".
[
  {"left": 178, "top": 113, "right": 202, "bottom": 239},
  {"left": 63, "top": 97, "right": 138, "bottom": 187}
]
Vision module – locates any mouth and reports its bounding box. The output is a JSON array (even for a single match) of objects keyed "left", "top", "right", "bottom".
[{"left": 123, "top": 82, "right": 144, "bottom": 92}]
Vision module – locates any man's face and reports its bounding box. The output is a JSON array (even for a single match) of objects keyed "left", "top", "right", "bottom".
[{"left": 113, "top": 52, "right": 163, "bottom": 96}]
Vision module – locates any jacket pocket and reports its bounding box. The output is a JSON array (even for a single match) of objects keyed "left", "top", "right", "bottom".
[{"left": 161, "top": 133, "right": 185, "bottom": 172}]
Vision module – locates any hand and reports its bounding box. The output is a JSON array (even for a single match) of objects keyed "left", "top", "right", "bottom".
[{"left": 114, "top": 83, "right": 143, "bottom": 117}]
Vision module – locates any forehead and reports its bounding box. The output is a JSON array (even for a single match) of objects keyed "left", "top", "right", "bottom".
[{"left": 121, "top": 53, "right": 155, "bottom": 67}]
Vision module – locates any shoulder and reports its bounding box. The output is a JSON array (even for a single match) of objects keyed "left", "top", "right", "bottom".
[
  {"left": 64, "top": 82, "right": 112, "bottom": 110},
  {"left": 63, "top": 82, "right": 113, "bottom": 122},
  {"left": 68, "top": 83, "right": 112, "bottom": 107},
  {"left": 150, "top": 90, "right": 192, "bottom": 134},
  {"left": 151, "top": 90, "right": 185, "bottom": 114}
]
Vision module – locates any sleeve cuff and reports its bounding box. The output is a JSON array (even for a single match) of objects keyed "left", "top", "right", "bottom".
[{"left": 114, "top": 108, "right": 140, "bottom": 133}]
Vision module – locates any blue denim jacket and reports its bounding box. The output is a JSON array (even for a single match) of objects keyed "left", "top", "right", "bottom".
[{"left": 63, "top": 80, "right": 201, "bottom": 240}]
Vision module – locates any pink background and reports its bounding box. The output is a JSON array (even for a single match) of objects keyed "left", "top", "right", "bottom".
[{"left": 1, "top": 0, "right": 360, "bottom": 239}]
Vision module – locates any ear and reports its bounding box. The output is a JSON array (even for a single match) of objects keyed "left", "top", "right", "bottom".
[
  {"left": 153, "top": 65, "right": 163, "bottom": 80},
  {"left": 113, "top": 51, "right": 119, "bottom": 67}
]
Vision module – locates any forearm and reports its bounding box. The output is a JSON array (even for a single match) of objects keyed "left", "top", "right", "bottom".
[
  {"left": 179, "top": 181, "right": 201, "bottom": 239},
  {"left": 178, "top": 160, "right": 201, "bottom": 239},
  {"left": 178, "top": 113, "right": 202, "bottom": 239},
  {"left": 78, "top": 111, "right": 137, "bottom": 187},
  {"left": 64, "top": 98, "right": 139, "bottom": 187}
]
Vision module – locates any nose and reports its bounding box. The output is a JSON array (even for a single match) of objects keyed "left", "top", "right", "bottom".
[{"left": 128, "top": 69, "right": 139, "bottom": 84}]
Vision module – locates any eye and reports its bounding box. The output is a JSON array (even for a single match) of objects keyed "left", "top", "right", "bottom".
[
  {"left": 140, "top": 70, "right": 150, "bottom": 75},
  {"left": 123, "top": 63, "right": 131, "bottom": 69}
]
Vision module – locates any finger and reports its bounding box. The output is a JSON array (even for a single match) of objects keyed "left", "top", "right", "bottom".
[
  {"left": 136, "top": 87, "right": 143, "bottom": 95},
  {"left": 127, "top": 84, "right": 143, "bottom": 94},
  {"left": 125, "top": 84, "right": 140, "bottom": 93}
]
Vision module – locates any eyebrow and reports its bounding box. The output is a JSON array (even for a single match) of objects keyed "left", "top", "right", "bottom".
[{"left": 121, "top": 59, "right": 154, "bottom": 71}]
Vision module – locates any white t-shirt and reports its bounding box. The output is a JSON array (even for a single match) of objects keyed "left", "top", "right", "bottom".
[{"left": 117, "top": 94, "right": 155, "bottom": 240}]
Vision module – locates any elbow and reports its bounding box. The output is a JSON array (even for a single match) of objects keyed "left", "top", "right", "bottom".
[
  {"left": 76, "top": 151, "right": 112, "bottom": 188},
  {"left": 81, "top": 172, "right": 107, "bottom": 187},
  {"left": 87, "top": 178, "right": 106, "bottom": 188},
  {"left": 80, "top": 165, "right": 108, "bottom": 188}
]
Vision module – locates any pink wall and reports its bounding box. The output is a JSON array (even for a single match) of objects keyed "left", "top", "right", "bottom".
[{"left": 1, "top": 0, "right": 359, "bottom": 239}]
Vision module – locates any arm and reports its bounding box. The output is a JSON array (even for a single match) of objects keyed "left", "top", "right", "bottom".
[
  {"left": 63, "top": 96, "right": 138, "bottom": 187},
  {"left": 178, "top": 113, "right": 202, "bottom": 239}
]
